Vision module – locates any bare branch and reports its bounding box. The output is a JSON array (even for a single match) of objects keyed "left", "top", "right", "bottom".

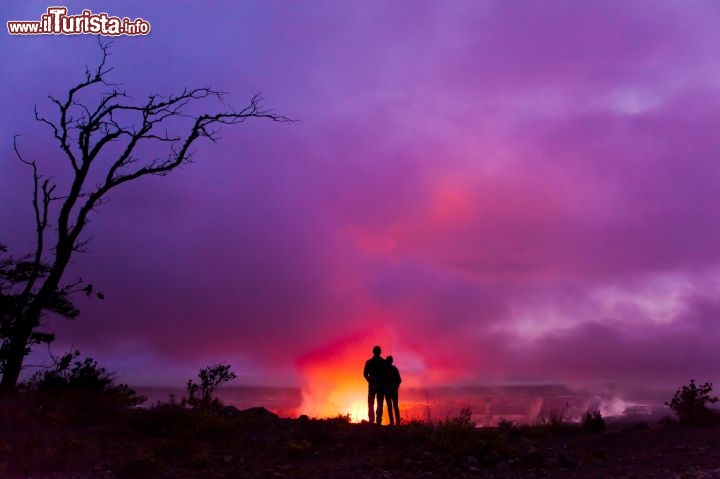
[
  {"left": 59, "top": 278, "right": 85, "bottom": 295},
  {"left": 72, "top": 239, "right": 91, "bottom": 254},
  {"left": 13, "top": 136, "right": 51, "bottom": 303}
]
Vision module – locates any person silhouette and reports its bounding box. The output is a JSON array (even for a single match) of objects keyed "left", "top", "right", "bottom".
[
  {"left": 363, "top": 345, "right": 385, "bottom": 424},
  {"left": 384, "top": 355, "right": 402, "bottom": 425}
]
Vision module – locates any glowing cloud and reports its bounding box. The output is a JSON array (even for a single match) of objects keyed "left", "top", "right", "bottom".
[{"left": 297, "top": 331, "right": 396, "bottom": 422}]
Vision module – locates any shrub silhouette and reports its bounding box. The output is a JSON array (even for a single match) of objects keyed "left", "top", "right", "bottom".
[
  {"left": 186, "top": 363, "right": 237, "bottom": 407},
  {"left": 497, "top": 417, "right": 515, "bottom": 432},
  {"left": 21, "top": 351, "right": 145, "bottom": 422},
  {"left": 581, "top": 410, "right": 605, "bottom": 433},
  {"left": 449, "top": 406, "right": 475, "bottom": 428},
  {"left": 666, "top": 380, "right": 719, "bottom": 426},
  {"left": 535, "top": 403, "right": 569, "bottom": 429},
  {"left": 26, "top": 350, "right": 144, "bottom": 406}
]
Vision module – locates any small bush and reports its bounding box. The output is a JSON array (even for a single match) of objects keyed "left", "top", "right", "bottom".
[
  {"left": 23, "top": 351, "right": 146, "bottom": 416},
  {"left": 448, "top": 406, "right": 474, "bottom": 428},
  {"left": 497, "top": 417, "right": 515, "bottom": 432},
  {"left": 496, "top": 417, "right": 523, "bottom": 440},
  {"left": 186, "top": 363, "right": 236, "bottom": 407},
  {"left": 666, "top": 380, "right": 719, "bottom": 426},
  {"left": 431, "top": 406, "right": 476, "bottom": 455},
  {"left": 535, "top": 405, "right": 568, "bottom": 430},
  {"left": 329, "top": 413, "right": 351, "bottom": 424},
  {"left": 581, "top": 410, "right": 605, "bottom": 433}
]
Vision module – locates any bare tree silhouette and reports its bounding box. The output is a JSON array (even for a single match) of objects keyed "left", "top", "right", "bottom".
[{"left": 0, "top": 40, "right": 290, "bottom": 392}]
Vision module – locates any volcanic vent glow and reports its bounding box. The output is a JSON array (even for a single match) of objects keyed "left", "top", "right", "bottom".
[{"left": 297, "top": 333, "right": 391, "bottom": 423}]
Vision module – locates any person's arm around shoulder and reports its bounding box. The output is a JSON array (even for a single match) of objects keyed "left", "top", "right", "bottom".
[{"left": 394, "top": 365, "right": 402, "bottom": 386}]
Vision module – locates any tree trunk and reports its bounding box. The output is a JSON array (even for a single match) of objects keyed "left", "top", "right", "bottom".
[
  {"left": 0, "top": 330, "right": 30, "bottom": 393},
  {"left": 0, "top": 251, "right": 68, "bottom": 393}
]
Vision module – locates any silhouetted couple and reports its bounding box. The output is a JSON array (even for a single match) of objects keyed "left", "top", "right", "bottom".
[{"left": 363, "top": 345, "right": 402, "bottom": 425}]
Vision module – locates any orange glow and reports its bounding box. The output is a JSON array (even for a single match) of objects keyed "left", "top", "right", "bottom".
[{"left": 297, "top": 331, "right": 392, "bottom": 423}]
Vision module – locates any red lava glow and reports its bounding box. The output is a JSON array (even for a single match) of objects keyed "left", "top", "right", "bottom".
[{"left": 297, "top": 332, "right": 392, "bottom": 423}]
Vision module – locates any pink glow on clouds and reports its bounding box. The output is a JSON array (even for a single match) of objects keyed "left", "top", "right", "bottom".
[{"left": 1, "top": 1, "right": 720, "bottom": 397}]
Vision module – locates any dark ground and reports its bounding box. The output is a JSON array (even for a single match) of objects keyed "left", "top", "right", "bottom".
[{"left": 1, "top": 393, "right": 719, "bottom": 479}]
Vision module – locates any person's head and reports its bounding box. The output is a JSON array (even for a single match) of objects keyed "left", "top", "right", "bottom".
[
  {"left": 373, "top": 345, "right": 381, "bottom": 356},
  {"left": 386, "top": 355, "right": 393, "bottom": 365}
]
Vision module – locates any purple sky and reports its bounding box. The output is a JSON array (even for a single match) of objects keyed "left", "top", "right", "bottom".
[{"left": 2, "top": 1, "right": 720, "bottom": 394}]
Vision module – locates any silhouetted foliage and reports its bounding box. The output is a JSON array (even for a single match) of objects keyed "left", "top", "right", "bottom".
[
  {"left": 666, "top": 380, "right": 719, "bottom": 426},
  {"left": 327, "top": 413, "right": 352, "bottom": 424},
  {"left": 497, "top": 417, "right": 517, "bottom": 435},
  {"left": 428, "top": 407, "right": 478, "bottom": 456},
  {"left": 535, "top": 404, "right": 569, "bottom": 429},
  {"left": 186, "top": 363, "right": 237, "bottom": 407},
  {"left": 581, "top": 410, "right": 606, "bottom": 433},
  {"left": 1, "top": 38, "right": 288, "bottom": 392},
  {"left": 0, "top": 244, "right": 81, "bottom": 378},
  {"left": 450, "top": 406, "right": 475, "bottom": 428},
  {"left": 24, "top": 350, "right": 145, "bottom": 409}
]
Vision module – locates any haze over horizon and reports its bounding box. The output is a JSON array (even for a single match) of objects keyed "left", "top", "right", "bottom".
[{"left": 2, "top": 1, "right": 720, "bottom": 414}]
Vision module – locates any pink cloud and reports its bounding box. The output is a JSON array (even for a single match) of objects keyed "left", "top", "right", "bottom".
[{"left": 3, "top": 1, "right": 720, "bottom": 395}]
